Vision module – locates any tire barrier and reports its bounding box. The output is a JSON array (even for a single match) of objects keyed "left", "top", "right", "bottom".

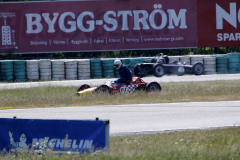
[
  {"left": 190, "top": 56, "right": 204, "bottom": 65},
  {"left": 52, "top": 60, "right": 65, "bottom": 81},
  {"left": 0, "top": 60, "right": 13, "bottom": 81},
  {"left": 78, "top": 59, "right": 90, "bottom": 80},
  {"left": 101, "top": 59, "right": 114, "bottom": 78},
  {"left": 203, "top": 56, "right": 216, "bottom": 75},
  {"left": 39, "top": 59, "right": 51, "bottom": 81},
  {"left": 13, "top": 60, "right": 26, "bottom": 82},
  {"left": 216, "top": 55, "right": 228, "bottom": 74},
  {"left": 90, "top": 59, "right": 102, "bottom": 78},
  {"left": 227, "top": 53, "right": 240, "bottom": 74},
  {"left": 26, "top": 60, "right": 39, "bottom": 81},
  {"left": 180, "top": 56, "right": 191, "bottom": 65},
  {"left": 1, "top": 53, "right": 240, "bottom": 83},
  {"left": 65, "top": 60, "right": 78, "bottom": 80},
  {"left": 169, "top": 56, "right": 181, "bottom": 63}
]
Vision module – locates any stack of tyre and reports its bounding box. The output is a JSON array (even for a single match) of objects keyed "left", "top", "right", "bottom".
[
  {"left": 227, "top": 53, "right": 240, "bottom": 73},
  {"left": 101, "top": 59, "right": 114, "bottom": 78},
  {"left": 180, "top": 56, "right": 191, "bottom": 65},
  {"left": 39, "top": 59, "right": 51, "bottom": 81},
  {"left": 13, "top": 60, "right": 26, "bottom": 82},
  {"left": 78, "top": 59, "right": 90, "bottom": 80},
  {"left": 169, "top": 56, "right": 180, "bottom": 63},
  {"left": 65, "top": 60, "right": 77, "bottom": 80},
  {"left": 216, "top": 55, "right": 228, "bottom": 74},
  {"left": 203, "top": 56, "right": 216, "bottom": 75},
  {"left": 190, "top": 56, "right": 203, "bottom": 65},
  {"left": 26, "top": 60, "right": 39, "bottom": 81},
  {"left": 0, "top": 60, "right": 13, "bottom": 81},
  {"left": 90, "top": 59, "right": 102, "bottom": 78},
  {"left": 52, "top": 60, "right": 65, "bottom": 80}
]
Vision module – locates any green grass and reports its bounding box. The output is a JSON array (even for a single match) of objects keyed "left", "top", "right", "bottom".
[
  {"left": 2, "top": 127, "right": 240, "bottom": 160},
  {"left": 0, "top": 80, "right": 240, "bottom": 108},
  {"left": 1, "top": 80, "right": 240, "bottom": 159}
]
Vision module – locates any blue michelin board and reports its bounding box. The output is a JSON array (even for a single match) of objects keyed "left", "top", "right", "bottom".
[{"left": 0, "top": 118, "right": 109, "bottom": 153}]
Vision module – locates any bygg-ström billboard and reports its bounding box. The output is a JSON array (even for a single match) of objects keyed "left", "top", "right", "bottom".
[{"left": 0, "top": 0, "right": 197, "bottom": 54}]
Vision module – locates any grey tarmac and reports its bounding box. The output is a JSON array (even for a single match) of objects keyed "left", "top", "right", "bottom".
[{"left": 0, "top": 101, "right": 240, "bottom": 136}]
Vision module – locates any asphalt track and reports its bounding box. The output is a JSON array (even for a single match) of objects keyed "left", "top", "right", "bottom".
[
  {"left": 0, "top": 101, "right": 240, "bottom": 136},
  {"left": 0, "top": 74, "right": 240, "bottom": 136}
]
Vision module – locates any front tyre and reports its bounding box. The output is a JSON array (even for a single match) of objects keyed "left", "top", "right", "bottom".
[
  {"left": 77, "top": 84, "right": 90, "bottom": 92},
  {"left": 177, "top": 66, "right": 185, "bottom": 76},
  {"left": 96, "top": 85, "right": 111, "bottom": 94},
  {"left": 146, "top": 82, "right": 161, "bottom": 92}
]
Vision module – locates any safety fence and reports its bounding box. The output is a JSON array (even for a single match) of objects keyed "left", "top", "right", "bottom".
[{"left": 0, "top": 53, "right": 239, "bottom": 82}]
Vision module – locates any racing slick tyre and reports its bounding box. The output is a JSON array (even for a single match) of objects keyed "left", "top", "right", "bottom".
[
  {"left": 136, "top": 85, "right": 146, "bottom": 91},
  {"left": 77, "top": 84, "right": 90, "bottom": 92},
  {"left": 146, "top": 82, "right": 161, "bottom": 92},
  {"left": 193, "top": 63, "right": 204, "bottom": 75},
  {"left": 134, "top": 65, "right": 146, "bottom": 78},
  {"left": 153, "top": 64, "right": 165, "bottom": 77},
  {"left": 96, "top": 85, "right": 111, "bottom": 94},
  {"left": 176, "top": 66, "right": 185, "bottom": 76}
]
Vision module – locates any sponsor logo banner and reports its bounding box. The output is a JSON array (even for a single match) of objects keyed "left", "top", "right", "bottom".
[
  {"left": 0, "top": 118, "right": 107, "bottom": 153},
  {"left": 0, "top": 0, "right": 197, "bottom": 54},
  {"left": 198, "top": 0, "right": 240, "bottom": 47}
]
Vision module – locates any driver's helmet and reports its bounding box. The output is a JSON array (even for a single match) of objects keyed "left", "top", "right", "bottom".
[{"left": 113, "top": 59, "right": 122, "bottom": 70}]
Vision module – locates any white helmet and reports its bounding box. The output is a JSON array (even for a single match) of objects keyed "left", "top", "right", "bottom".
[{"left": 113, "top": 59, "right": 122, "bottom": 70}]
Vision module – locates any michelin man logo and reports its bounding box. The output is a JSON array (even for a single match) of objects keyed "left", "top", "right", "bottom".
[{"left": 8, "top": 130, "right": 28, "bottom": 150}]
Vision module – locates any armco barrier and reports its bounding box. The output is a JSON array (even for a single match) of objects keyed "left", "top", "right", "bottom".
[{"left": 0, "top": 118, "right": 109, "bottom": 153}]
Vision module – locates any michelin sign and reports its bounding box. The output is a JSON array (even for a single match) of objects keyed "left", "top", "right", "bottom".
[{"left": 0, "top": 118, "right": 109, "bottom": 153}]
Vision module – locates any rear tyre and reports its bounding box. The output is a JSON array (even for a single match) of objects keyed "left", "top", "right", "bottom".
[
  {"left": 134, "top": 65, "right": 146, "bottom": 78},
  {"left": 96, "top": 85, "right": 111, "bottom": 94},
  {"left": 77, "top": 84, "right": 90, "bottom": 92},
  {"left": 193, "top": 63, "right": 204, "bottom": 75},
  {"left": 136, "top": 85, "right": 146, "bottom": 92},
  {"left": 153, "top": 64, "right": 165, "bottom": 77},
  {"left": 146, "top": 82, "right": 161, "bottom": 92}
]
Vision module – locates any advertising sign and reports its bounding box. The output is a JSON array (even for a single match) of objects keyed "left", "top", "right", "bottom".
[
  {"left": 0, "top": 0, "right": 197, "bottom": 54},
  {"left": 0, "top": 118, "right": 109, "bottom": 153},
  {"left": 198, "top": 0, "right": 240, "bottom": 47}
]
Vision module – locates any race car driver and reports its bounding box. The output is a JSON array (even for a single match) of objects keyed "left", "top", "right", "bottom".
[{"left": 113, "top": 59, "right": 132, "bottom": 85}]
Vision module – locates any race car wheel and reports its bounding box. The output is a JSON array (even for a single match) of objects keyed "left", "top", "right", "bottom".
[
  {"left": 146, "top": 82, "right": 161, "bottom": 92},
  {"left": 153, "top": 64, "right": 165, "bottom": 77},
  {"left": 77, "top": 84, "right": 90, "bottom": 92},
  {"left": 193, "top": 63, "right": 204, "bottom": 75},
  {"left": 134, "top": 65, "right": 146, "bottom": 78},
  {"left": 136, "top": 85, "right": 146, "bottom": 91},
  {"left": 177, "top": 66, "right": 185, "bottom": 76},
  {"left": 96, "top": 85, "right": 111, "bottom": 94}
]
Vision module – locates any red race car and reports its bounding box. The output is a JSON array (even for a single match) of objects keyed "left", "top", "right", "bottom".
[{"left": 76, "top": 77, "right": 161, "bottom": 96}]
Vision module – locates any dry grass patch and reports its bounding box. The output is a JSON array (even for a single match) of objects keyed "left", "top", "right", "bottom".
[{"left": 0, "top": 80, "right": 240, "bottom": 108}]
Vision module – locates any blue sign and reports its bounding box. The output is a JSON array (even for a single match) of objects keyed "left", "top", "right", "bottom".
[{"left": 0, "top": 118, "right": 109, "bottom": 153}]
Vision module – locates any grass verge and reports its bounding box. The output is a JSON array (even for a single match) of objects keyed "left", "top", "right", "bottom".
[{"left": 0, "top": 80, "right": 240, "bottom": 109}]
